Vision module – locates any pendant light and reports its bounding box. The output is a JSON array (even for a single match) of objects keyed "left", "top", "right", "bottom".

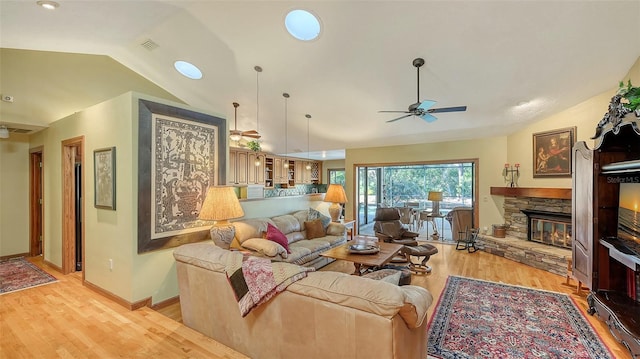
[
  {"left": 283, "top": 93, "right": 290, "bottom": 169},
  {"left": 254, "top": 65, "right": 262, "bottom": 166},
  {"left": 305, "top": 114, "right": 312, "bottom": 170},
  {"left": 230, "top": 102, "right": 242, "bottom": 142}
]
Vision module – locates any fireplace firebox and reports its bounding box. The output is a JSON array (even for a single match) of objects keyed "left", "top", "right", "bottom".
[{"left": 520, "top": 210, "right": 572, "bottom": 249}]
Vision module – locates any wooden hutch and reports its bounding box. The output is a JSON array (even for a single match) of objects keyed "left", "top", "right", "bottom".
[{"left": 572, "top": 111, "right": 640, "bottom": 357}]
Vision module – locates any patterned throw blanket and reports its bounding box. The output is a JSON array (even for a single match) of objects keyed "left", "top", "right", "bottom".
[{"left": 225, "top": 252, "right": 315, "bottom": 317}]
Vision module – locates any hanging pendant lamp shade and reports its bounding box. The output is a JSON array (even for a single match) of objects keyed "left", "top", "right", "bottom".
[{"left": 230, "top": 102, "right": 242, "bottom": 142}]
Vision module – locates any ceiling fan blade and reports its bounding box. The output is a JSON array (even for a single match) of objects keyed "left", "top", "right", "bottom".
[
  {"left": 417, "top": 100, "right": 436, "bottom": 111},
  {"left": 419, "top": 113, "right": 438, "bottom": 123},
  {"left": 242, "top": 133, "right": 261, "bottom": 139},
  {"left": 386, "top": 114, "right": 413, "bottom": 123},
  {"left": 428, "top": 106, "right": 467, "bottom": 113},
  {"left": 378, "top": 110, "right": 411, "bottom": 113},
  {"left": 242, "top": 130, "right": 259, "bottom": 135}
]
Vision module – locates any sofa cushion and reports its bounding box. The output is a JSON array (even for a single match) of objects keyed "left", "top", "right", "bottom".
[
  {"left": 290, "top": 239, "right": 331, "bottom": 253},
  {"left": 304, "top": 219, "right": 325, "bottom": 239},
  {"left": 265, "top": 223, "right": 290, "bottom": 253},
  {"left": 271, "top": 214, "right": 300, "bottom": 235},
  {"left": 242, "top": 238, "right": 288, "bottom": 258},
  {"left": 234, "top": 218, "right": 273, "bottom": 244}
]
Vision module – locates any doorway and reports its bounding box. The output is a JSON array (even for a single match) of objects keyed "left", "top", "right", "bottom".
[
  {"left": 62, "top": 137, "right": 84, "bottom": 276},
  {"left": 29, "top": 147, "right": 44, "bottom": 257}
]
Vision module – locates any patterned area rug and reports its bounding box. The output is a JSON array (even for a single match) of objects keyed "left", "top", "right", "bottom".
[
  {"left": 0, "top": 257, "right": 57, "bottom": 294},
  {"left": 427, "top": 276, "right": 612, "bottom": 359}
]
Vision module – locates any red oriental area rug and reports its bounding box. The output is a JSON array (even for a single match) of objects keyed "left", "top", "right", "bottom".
[
  {"left": 0, "top": 257, "right": 57, "bottom": 295},
  {"left": 427, "top": 276, "right": 613, "bottom": 359}
]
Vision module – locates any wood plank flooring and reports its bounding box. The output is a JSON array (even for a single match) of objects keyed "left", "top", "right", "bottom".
[{"left": 1, "top": 244, "right": 632, "bottom": 358}]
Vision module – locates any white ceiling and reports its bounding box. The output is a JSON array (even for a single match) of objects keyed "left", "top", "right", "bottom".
[{"left": 1, "top": 1, "right": 639, "bottom": 161}]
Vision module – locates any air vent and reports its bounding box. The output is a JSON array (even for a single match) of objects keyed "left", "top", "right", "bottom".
[
  {"left": 9, "top": 127, "right": 31, "bottom": 134},
  {"left": 140, "top": 39, "right": 159, "bottom": 51}
]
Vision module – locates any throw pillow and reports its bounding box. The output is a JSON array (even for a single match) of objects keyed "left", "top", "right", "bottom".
[
  {"left": 308, "top": 208, "right": 331, "bottom": 228},
  {"left": 304, "top": 219, "right": 325, "bottom": 240},
  {"left": 241, "top": 238, "right": 288, "bottom": 258},
  {"left": 266, "top": 223, "right": 290, "bottom": 253},
  {"left": 210, "top": 225, "right": 235, "bottom": 249}
]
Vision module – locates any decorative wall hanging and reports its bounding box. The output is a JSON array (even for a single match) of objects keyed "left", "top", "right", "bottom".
[
  {"left": 94, "top": 146, "right": 116, "bottom": 210},
  {"left": 137, "top": 99, "right": 227, "bottom": 253},
  {"left": 532, "top": 126, "right": 576, "bottom": 178}
]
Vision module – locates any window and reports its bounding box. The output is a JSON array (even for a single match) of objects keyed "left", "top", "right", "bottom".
[
  {"left": 328, "top": 168, "right": 345, "bottom": 186},
  {"left": 355, "top": 160, "right": 477, "bottom": 235}
]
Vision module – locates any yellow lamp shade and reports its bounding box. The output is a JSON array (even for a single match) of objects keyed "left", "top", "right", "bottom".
[{"left": 199, "top": 186, "right": 244, "bottom": 225}]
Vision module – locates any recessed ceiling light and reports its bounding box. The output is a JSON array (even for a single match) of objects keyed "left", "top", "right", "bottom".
[
  {"left": 285, "top": 9, "right": 321, "bottom": 41},
  {"left": 37, "top": 1, "right": 59, "bottom": 10},
  {"left": 174, "top": 61, "right": 203, "bottom": 80}
]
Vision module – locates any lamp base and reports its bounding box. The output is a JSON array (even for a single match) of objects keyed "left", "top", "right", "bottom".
[
  {"left": 432, "top": 201, "right": 441, "bottom": 216},
  {"left": 328, "top": 202, "right": 341, "bottom": 222}
]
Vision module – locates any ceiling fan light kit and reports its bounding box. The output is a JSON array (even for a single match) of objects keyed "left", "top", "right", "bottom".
[{"left": 380, "top": 57, "right": 467, "bottom": 123}]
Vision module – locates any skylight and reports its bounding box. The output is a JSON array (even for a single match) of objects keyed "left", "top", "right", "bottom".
[
  {"left": 174, "top": 61, "right": 203, "bottom": 80},
  {"left": 285, "top": 9, "right": 321, "bottom": 41}
]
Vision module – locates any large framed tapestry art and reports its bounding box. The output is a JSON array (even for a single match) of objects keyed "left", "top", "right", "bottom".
[{"left": 137, "top": 100, "right": 227, "bottom": 253}]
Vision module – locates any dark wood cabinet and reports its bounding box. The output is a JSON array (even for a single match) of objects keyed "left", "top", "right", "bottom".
[{"left": 572, "top": 114, "right": 640, "bottom": 357}]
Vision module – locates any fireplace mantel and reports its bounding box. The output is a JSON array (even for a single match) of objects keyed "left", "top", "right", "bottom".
[{"left": 490, "top": 187, "right": 571, "bottom": 199}]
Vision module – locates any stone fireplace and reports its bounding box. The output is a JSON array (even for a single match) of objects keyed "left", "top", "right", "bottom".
[
  {"left": 481, "top": 187, "right": 573, "bottom": 276},
  {"left": 521, "top": 209, "right": 572, "bottom": 249}
]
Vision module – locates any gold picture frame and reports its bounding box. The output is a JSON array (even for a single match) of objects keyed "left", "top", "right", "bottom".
[{"left": 532, "top": 127, "right": 576, "bottom": 178}]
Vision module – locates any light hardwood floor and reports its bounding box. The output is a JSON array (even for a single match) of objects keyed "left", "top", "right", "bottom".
[{"left": 1, "top": 244, "right": 632, "bottom": 359}]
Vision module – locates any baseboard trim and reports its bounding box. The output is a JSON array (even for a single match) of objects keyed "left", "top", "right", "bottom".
[
  {"left": 0, "top": 252, "right": 30, "bottom": 261},
  {"left": 43, "top": 259, "right": 63, "bottom": 273},
  {"left": 151, "top": 296, "right": 180, "bottom": 311},
  {"left": 83, "top": 280, "right": 152, "bottom": 311}
]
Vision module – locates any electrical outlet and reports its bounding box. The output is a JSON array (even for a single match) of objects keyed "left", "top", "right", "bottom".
[{"left": 109, "top": 259, "right": 113, "bottom": 271}]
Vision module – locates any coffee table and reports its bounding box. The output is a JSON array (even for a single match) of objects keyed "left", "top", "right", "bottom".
[{"left": 321, "top": 241, "right": 404, "bottom": 275}]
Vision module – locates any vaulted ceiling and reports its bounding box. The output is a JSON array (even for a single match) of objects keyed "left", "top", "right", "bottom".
[{"left": 1, "top": 1, "right": 639, "bottom": 160}]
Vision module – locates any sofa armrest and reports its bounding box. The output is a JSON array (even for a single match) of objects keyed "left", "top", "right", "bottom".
[
  {"left": 326, "top": 222, "right": 346, "bottom": 236},
  {"left": 398, "top": 285, "right": 432, "bottom": 328}
]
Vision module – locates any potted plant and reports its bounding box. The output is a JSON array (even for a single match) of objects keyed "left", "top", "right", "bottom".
[
  {"left": 246, "top": 140, "right": 261, "bottom": 152},
  {"left": 618, "top": 80, "right": 640, "bottom": 115}
]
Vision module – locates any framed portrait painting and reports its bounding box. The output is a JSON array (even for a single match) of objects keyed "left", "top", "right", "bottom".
[
  {"left": 137, "top": 99, "right": 227, "bottom": 253},
  {"left": 94, "top": 147, "right": 116, "bottom": 210},
  {"left": 532, "top": 127, "right": 576, "bottom": 178}
]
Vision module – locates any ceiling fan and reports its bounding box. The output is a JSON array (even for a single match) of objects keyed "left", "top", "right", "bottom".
[
  {"left": 379, "top": 58, "right": 467, "bottom": 123},
  {"left": 229, "top": 102, "right": 260, "bottom": 141}
]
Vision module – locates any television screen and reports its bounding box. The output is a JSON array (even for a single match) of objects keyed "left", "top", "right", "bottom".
[{"left": 618, "top": 182, "right": 640, "bottom": 243}]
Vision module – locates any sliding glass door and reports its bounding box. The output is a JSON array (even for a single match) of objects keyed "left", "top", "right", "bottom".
[{"left": 356, "top": 161, "right": 476, "bottom": 236}]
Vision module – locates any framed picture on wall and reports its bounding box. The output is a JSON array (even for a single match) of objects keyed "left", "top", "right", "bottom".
[
  {"left": 94, "top": 147, "right": 116, "bottom": 210},
  {"left": 532, "top": 127, "right": 576, "bottom": 178},
  {"left": 137, "top": 99, "right": 227, "bottom": 253}
]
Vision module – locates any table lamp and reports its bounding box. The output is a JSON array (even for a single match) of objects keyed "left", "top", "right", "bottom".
[
  {"left": 199, "top": 186, "right": 245, "bottom": 248},
  {"left": 324, "top": 184, "right": 347, "bottom": 222},
  {"left": 199, "top": 186, "right": 244, "bottom": 226},
  {"left": 428, "top": 191, "right": 443, "bottom": 216}
]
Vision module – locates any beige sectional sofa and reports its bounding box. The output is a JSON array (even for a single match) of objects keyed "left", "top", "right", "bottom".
[
  {"left": 225, "top": 209, "right": 348, "bottom": 269},
  {"left": 174, "top": 242, "right": 433, "bottom": 359}
]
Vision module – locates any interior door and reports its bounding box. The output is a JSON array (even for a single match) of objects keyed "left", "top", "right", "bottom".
[{"left": 572, "top": 142, "right": 593, "bottom": 288}]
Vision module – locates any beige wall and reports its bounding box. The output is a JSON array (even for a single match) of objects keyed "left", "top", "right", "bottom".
[{"left": 0, "top": 134, "right": 30, "bottom": 257}]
